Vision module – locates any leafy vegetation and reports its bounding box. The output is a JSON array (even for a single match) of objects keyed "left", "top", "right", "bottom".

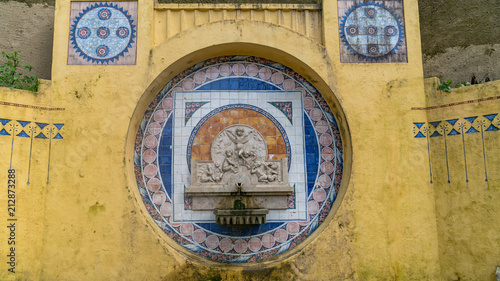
[
  {"left": 0, "top": 51, "right": 39, "bottom": 92},
  {"left": 437, "top": 80, "right": 453, "bottom": 92},
  {"left": 455, "top": 81, "right": 471, "bottom": 88}
]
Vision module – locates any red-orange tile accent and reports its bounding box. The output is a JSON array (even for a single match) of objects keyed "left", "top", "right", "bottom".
[{"left": 191, "top": 108, "right": 287, "bottom": 161}]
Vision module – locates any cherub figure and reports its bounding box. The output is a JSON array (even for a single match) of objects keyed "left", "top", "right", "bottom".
[
  {"left": 265, "top": 163, "right": 280, "bottom": 182},
  {"left": 221, "top": 149, "right": 238, "bottom": 173},
  {"left": 199, "top": 163, "right": 223, "bottom": 183},
  {"left": 226, "top": 127, "right": 254, "bottom": 157},
  {"left": 250, "top": 161, "right": 281, "bottom": 183},
  {"left": 250, "top": 161, "right": 269, "bottom": 182},
  {"left": 240, "top": 150, "right": 256, "bottom": 168}
]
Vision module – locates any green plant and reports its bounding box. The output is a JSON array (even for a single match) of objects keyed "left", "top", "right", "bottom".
[
  {"left": 455, "top": 81, "right": 471, "bottom": 88},
  {"left": 438, "top": 80, "right": 452, "bottom": 92},
  {"left": 0, "top": 51, "right": 39, "bottom": 92}
]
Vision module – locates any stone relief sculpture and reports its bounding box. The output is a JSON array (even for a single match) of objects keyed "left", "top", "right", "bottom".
[
  {"left": 199, "top": 162, "right": 223, "bottom": 183},
  {"left": 186, "top": 124, "right": 293, "bottom": 225},
  {"left": 251, "top": 161, "right": 280, "bottom": 183},
  {"left": 211, "top": 125, "right": 268, "bottom": 177},
  {"left": 221, "top": 150, "right": 239, "bottom": 174}
]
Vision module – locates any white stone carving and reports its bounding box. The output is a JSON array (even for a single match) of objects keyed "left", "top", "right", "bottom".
[{"left": 187, "top": 124, "right": 293, "bottom": 218}]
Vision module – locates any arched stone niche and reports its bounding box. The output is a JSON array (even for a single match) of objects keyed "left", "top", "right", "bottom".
[{"left": 133, "top": 55, "right": 348, "bottom": 263}]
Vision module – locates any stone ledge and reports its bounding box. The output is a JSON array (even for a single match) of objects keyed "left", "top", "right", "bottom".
[{"left": 214, "top": 209, "right": 269, "bottom": 225}]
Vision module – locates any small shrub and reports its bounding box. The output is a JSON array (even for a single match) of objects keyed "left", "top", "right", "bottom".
[
  {"left": 0, "top": 51, "right": 39, "bottom": 92},
  {"left": 438, "top": 80, "right": 452, "bottom": 92},
  {"left": 455, "top": 82, "right": 471, "bottom": 88}
]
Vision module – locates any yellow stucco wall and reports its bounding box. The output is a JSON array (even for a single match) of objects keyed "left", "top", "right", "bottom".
[
  {"left": 0, "top": 0, "right": 497, "bottom": 280},
  {"left": 421, "top": 78, "right": 500, "bottom": 281}
]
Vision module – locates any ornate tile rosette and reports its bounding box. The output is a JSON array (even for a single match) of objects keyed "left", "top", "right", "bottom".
[
  {"left": 68, "top": 2, "right": 137, "bottom": 65},
  {"left": 134, "top": 56, "right": 344, "bottom": 263},
  {"left": 338, "top": 1, "right": 407, "bottom": 62}
]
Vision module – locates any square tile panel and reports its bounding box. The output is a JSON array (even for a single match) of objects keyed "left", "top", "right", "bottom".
[
  {"left": 68, "top": 1, "right": 137, "bottom": 65},
  {"left": 172, "top": 91, "right": 307, "bottom": 222},
  {"left": 338, "top": 0, "right": 407, "bottom": 63}
]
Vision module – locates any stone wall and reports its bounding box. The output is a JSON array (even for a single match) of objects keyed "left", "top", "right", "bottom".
[
  {"left": 418, "top": 0, "right": 500, "bottom": 85},
  {"left": 0, "top": 2, "right": 54, "bottom": 80}
]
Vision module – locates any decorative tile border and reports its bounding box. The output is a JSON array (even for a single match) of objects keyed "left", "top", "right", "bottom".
[
  {"left": 185, "top": 101, "right": 209, "bottom": 125},
  {"left": 0, "top": 119, "right": 64, "bottom": 185},
  {"left": 413, "top": 114, "right": 499, "bottom": 183},
  {"left": 0, "top": 119, "right": 64, "bottom": 139},
  {"left": 134, "top": 56, "right": 343, "bottom": 263},
  {"left": 68, "top": 1, "right": 137, "bottom": 65},
  {"left": 268, "top": 102, "right": 293, "bottom": 124},
  {"left": 338, "top": 0, "right": 407, "bottom": 63}
]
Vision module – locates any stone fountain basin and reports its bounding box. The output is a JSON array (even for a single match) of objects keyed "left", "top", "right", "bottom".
[{"left": 214, "top": 209, "right": 269, "bottom": 226}]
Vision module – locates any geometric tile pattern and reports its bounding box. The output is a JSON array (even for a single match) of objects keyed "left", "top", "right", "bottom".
[
  {"left": 68, "top": 2, "right": 137, "bottom": 65},
  {"left": 413, "top": 114, "right": 500, "bottom": 183},
  {"left": 268, "top": 102, "right": 293, "bottom": 124},
  {"left": 134, "top": 56, "right": 344, "bottom": 263},
  {"left": 0, "top": 119, "right": 64, "bottom": 139},
  {"left": 184, "top": 102, "right": 209, "bottom": 125},
  {"left": 0, "top": 119, "right": 64, "bottom": 185},
  {"left": 338, "top": 0, "right": 407, "bottom": 63}
]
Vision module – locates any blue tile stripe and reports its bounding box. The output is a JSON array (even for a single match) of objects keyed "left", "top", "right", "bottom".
[
  {"left": 413, "top": 114, "right": 500, "bottom": 139},
  {"left": 0, "top": 119, "right": 64, "bottom": 139},
  {"left": 413, "top": 113, "right": 499, "bottom": 183}
]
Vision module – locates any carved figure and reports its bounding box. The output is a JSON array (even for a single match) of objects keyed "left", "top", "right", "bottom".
[
  {"left": 265, "top": 163, "right": 280, "bottom": 182},
  {"left": 221, "top": 150, "right": 238, "bottom": 173},
  {"left": 250, "top": 161, "right": 281, "bottom": 182},
  {"left": 251, "top": 161, "right": 270, "bottom": 182},
  {"left": 240, "top": 150, "right": 256, "bottom": 168},
  {"left": 211, "top": 125, "right": 267, "bottom": 169},
  {"left": 226, "top": 127, "right": 254, "bottom": 157},
  {"left": 199, "top": 163, "right": 223, "bottom": 183}
]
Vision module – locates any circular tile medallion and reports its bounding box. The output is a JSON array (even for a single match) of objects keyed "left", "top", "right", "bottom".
[{"left": 134, "top": 56, "right": 344, "bottom": 263}]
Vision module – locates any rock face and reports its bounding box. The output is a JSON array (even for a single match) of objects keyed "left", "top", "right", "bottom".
[{"left": 0, "top": 2, "right": 54, "bottom": 80}]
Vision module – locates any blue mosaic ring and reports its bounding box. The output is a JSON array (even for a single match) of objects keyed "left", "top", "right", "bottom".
[{"left": 134, "top": 56, "right": 344, "bottom": 263}]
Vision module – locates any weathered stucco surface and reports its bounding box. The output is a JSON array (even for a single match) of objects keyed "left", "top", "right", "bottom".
[
  {"left": 423, "top": 78, "right": 500, "bottom": 281},
  {"left": 0, "top": 0, "right": 498, "bottom": 280}
]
